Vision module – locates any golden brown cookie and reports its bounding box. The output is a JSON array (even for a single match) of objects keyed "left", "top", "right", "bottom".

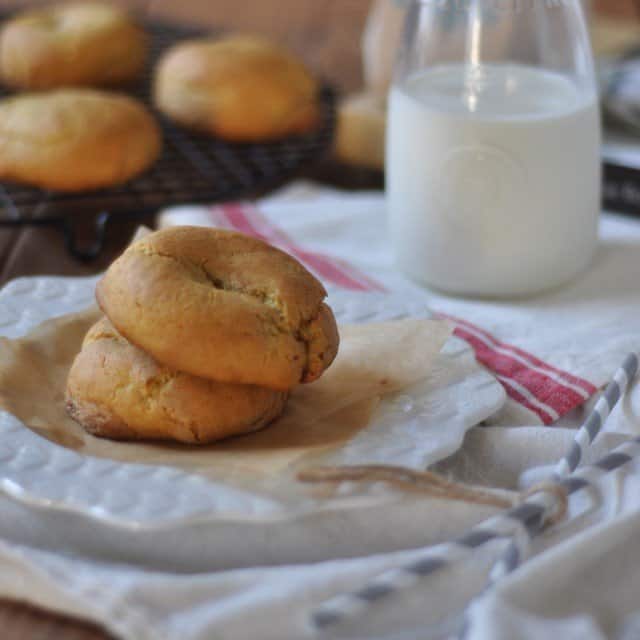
[
  {"left": 0, "top": 89, "right": 162, "bottom": 191},
  {"left": 0, "top": 2, "right": 148, "bottom": 90},
  {"left": 66, "top": 318, "right": 288, "bottom": 444},
  {"left": 153, "top": 35, "right": 320, "bottom": 142},
  {"left": 335, "top": 92, "right": 386, "bottom": 170},
  {"left": 96, "top": 226, "right": 339, "bottom": 391}
]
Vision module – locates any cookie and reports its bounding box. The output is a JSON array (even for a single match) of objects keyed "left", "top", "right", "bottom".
[
  {"left": 66, "top": 318, "right": 288, "bottom": 444},
  {"left": 0, "top": 2, "right": 147, "bottom": 90},
  {"left": 96, "top": 226, "right": 339, "bottom": 390},
  {"left": 0, "top": 89, "right": 161, "bottom": 191},
  {"left": 153, "top": 36, "right": 320, "bottom": 141}
]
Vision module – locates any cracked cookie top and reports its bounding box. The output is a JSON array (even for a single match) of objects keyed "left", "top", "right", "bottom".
[{"left": 96, "top": 226, "right": 339, "bottom": 390}]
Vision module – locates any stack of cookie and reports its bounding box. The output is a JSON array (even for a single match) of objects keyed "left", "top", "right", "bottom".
[{"left": 66, "top": 226, "right": 340, "bottom": 444}]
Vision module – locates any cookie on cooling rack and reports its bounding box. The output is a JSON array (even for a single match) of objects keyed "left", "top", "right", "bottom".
[
  {"left": 0, "top": 2, "right": 148, "bottom": 90},
  {"left": 153, "top": 35, "right": 321, "bottom": 142},
  {"left": 0, "top": 89, "right": 162, "bottom": 192}
]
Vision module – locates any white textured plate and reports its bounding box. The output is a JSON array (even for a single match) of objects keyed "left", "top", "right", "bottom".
[{"left": 0, "top": 277, "right": 506, "bottom": 567}]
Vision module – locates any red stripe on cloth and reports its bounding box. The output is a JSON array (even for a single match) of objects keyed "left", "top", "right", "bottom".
[
  {"left": 331, "top": 255, "right": 387, "bottom": 294},
  {"left": 453, "top": 326, "right": 587, "bottom": 412},
  {"left": 208, "top": 207, "right": 235, "bottom": 229},
  {"left": 219, "top": 203, "right": 381, "bottom": 292},
  {"left": 497, "top": 377, "right": 558, "bottom": 425},
  {"left": 440, "top": 319, "right": 596, "bottom": 424},
  {"left": 215, "top": 204, "right": 271, "bottom": 241},
  {"left": 439, "top": 313, "right": 597, "bottom": 396},
  {"left": 236, "top": 202, "right": 384, "bottom": 292},
  {"left": 453, "top": 325, "right": 559, "bottom": 425}
]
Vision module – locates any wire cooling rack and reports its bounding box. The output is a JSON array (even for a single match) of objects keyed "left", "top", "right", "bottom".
[{"left": 0, "top": 19, "right": 335, "bottom": 261}]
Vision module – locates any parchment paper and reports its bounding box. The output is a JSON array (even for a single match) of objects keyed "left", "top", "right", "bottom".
[{"left": 0, "top": 307, "right": 451, "bottom": 486}]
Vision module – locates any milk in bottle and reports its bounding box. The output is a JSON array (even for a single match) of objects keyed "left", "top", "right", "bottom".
[{"left": 387, "top": 64, "right": 600, "bottom": 296}]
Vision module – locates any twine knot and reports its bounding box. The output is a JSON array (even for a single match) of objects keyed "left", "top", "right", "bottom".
[{"left": 521, "top": 482, "right": 569, "bottom": 528}]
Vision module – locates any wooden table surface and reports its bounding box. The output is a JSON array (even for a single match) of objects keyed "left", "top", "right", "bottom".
[{"left": 0, "top": 0, "right": 638, "bottom": 638}]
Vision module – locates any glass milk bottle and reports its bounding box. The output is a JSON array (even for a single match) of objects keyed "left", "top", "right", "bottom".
[{"left": 387, "top": 0, "right": 601, "bottom": 297}]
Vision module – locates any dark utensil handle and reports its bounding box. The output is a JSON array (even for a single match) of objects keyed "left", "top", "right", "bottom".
[
  {"left": 0, "top": 212, "right": 110, "bottom": 263},
  {"left": 603, "top": 160, "right": 640, "bottom": 216}
]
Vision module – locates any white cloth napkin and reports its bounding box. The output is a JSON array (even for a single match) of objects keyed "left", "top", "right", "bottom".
[{"left": 0, "top": 182, "right": 639, "bottom": 640}]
